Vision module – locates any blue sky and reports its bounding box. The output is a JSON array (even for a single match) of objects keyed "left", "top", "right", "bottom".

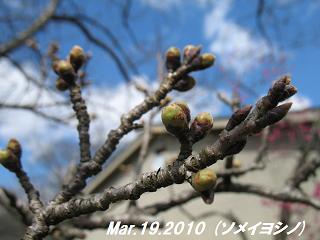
[
  {"left": 43, "top": 0, "right": 320, "bottom": 108},
  {"left": 0, "top": 0, "right": 319, "bottom": 195}
]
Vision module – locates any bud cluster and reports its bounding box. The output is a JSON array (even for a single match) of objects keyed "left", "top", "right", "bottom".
[
  {"left": 0, "top": 139, "right": 22, "bottom": 172},
  {"left": 52, "top": 45, "right": 86, "bottom": 91},
  {"left": 161, "top": 102, "right": 213, "bottom": 142},
  {"left": 165, "top": 45, "right": 216, "bottom": 93}
]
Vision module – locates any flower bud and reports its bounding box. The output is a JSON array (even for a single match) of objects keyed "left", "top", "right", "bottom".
[
  {"left": 225, "top": 139, "right": 247, "bottom": 155},
  {"left": 173, "top": 75, "right": 196, "bottom": 92},
  {"left": 278, "top": 85, "right": 297, "bottom": 102},
  {"left": 200, "top": 189, "right": 215, "bottom": 205},
  {"left": 190, "top": 112, "right": 214, "bottom": 142},
  {"left": 267, "top": 76, "right": 296, "bottom": 107},
  {"left": 55, "top": 78, "right": 69, "bottom": 91},
  {"left": 165, "top": 47, "right": 181, "bottom": 72},
  {"left": 255, "top": 102, "right": 292, "bottom": 129},
  {"left": 175, "top": 101, "right": 191, "bottom": 123},
  {"left": 191, "top": 168, "right": 217, "bottom": 192},
  {"left": 0, "top": 149, "right": 21, "bottom": 172},
  {"left": 0, "top": 150, "right": 10, "bottom": 164},
  {"left": 232, "top": 159, "right": 242, "bottom": 168},
  {"left": 191, "top": 53, "right": 215, "bottom": 71},
  {"left": 183, "top": 45, "right": 201, "bottom": 63},
  {"left": 225, "top": 105, "right": 252, "bottom": 131},
  {"left": 69, "top": 45, "right": 86, "bottom": 71},
  {"left": 7, "top": 139, "right": 22, "bottom": 159},
  {"left": 56, "top": 60, "right": 75, "bottom": 82},
  {"left": 161, "top": 103, "right": 189, "bottom": 136}
]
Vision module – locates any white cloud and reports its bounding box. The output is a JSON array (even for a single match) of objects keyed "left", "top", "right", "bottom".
[
  {"left": 140, "top": 0, "right": 211, "bottom": 10},
  {"left": 0, "top": 60, "right": 74, "bottom": 159},
  {"left": 140, "top": 0, "right": 182, "bottom": 10},
  {"left": 204, "top": 0, "right": 273, "bottom": 75}
]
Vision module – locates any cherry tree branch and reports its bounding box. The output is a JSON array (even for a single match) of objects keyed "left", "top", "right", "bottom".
[
  {"left": 52, "top": 15, "right": 133, "bottom": 83},
  {"left": 52, "top": 60, "right": 201, "bottom": 205},
  {"left": 68, "top": 83, "right": 91, "bottom": 163},
  {"left": 21, "top": 75, "right": 297, "bottom": 239},
  {"left": 14, "top": 168, "right": 44, "bottom": 214}
]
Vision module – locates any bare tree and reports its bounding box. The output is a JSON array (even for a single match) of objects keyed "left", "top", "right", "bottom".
[{"left": 1, "top": 41, "right": 313, "bottom": 239}]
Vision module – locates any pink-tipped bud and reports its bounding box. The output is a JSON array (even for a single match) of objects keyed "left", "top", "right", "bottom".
[
  {"left": 183, "top": 45, "right": 201, "bottom": 63},
  {"left": 175, "top": 101, "right": 191, "bottom": 123},
  {"left": 161, "top": 103, "right": 189, "bottom": 136},
  {"left": 190, "top": 112, "right": 214, "bottom": 142},
  {"left": 191, "top": 168, "right": 217, "bottom": 192},
  {"left": 255, "top": 102, "right": 292, "bottom": 129},
  {"left": 190, "top": 53, "right": 215, "bottom": 71}
]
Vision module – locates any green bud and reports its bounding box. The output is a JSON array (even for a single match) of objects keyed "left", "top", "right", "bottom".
[
  {"left": 200, "top": 53, "right": 215, "bottom": 69},
  {"left": 55, "top": 78, "right": 69, "bottom": 91},
  {"left": 191, "top": 168, "right": 217, "bottom": 192},
  {"left": 191, "top": 53, "right": 215, "bottom": 71},
  {"left": 56, "top": 60, "right": 75, "bottom": 82},
  {"left": 0, "top": 150, "right": 10, "bottom": 164},
  {"left": 190, "top": 112, "right": 214, "bottom": 142},
  {"left": 173, "top": 75, "right": 196, "bottom": 92},
  {"left": 183, "top": 45, "right": 201, "bottom": 63},
  {"left": 161, "top": 103, "right": 189, "bottom": 135},
  {"left": 69, "top": 45, "right": 86, "bottom": 71},
  {"left": 7, "top": 139, "right": 21, "bottom": 159},
  {"left": 0, "top": 148, "right": 21, "bottom": 172},
  {"left": 57, "top": 60, "right": 73, "bottom": 75},
  {"left": 175, "top": 101, "right": 191, "bottom": 123},
  {"left": 165, "top": 47, "right": 181, "bottom": 72}
]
